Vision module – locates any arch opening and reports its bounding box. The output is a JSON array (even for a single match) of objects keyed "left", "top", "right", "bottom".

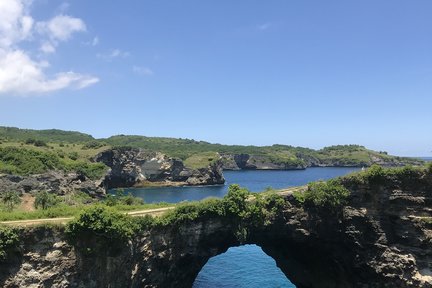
[{"left": 193, "top": 244, "right": 296, "bottom": 288}]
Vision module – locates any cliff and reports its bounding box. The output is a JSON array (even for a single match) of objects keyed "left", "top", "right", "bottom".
[
  {"left": 95, "top": 147, "right": 225, "bottom": 189},
  {"left": 1, "top": 167, "right": 431, "bottom": 287},
  {"left": 0, "top": 171, "right": 105, "bottom": 197}
]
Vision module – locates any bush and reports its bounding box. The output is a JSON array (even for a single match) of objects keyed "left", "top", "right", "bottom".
[
  {"left": 82, "top": 141, "right": 106, "bottom": 150},
  {"left": 0, "top": 226, "right": 19, "bottom": 260},
  {"left": 68, "top": 152, "right": 79, "bottom": 160},
  {"left": 66, "top": 206, "right": 138, "bottom": 253},
  {"left": 25, "top": 138, "right": 47, "bottom": 147},
  {"left": 66, "top": 161, "right": 107, "bottom": 180},
  {"left": 1, "top": 191, "right": 21, "bottom": 211},
  {"left": 294, "top": 180, "right": 350, "bottom": 208},
  {"left": 34, "top": 191, "right": 60, "bottom": 210},
  {"left": 223, "top": 184, "right": 250, "bottom": 216},
  {"left": 104, "top": 190, "right": 144, "bottom": 206}
]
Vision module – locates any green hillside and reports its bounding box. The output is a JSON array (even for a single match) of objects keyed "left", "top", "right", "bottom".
[
  {"left": 0, "top": 126, "right": 423, "bottom": 172},
  {"left": 0, "top": 126, "right": 94, "bottom": 143}
]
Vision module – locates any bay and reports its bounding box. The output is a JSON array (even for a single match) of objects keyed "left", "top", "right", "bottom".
[{"left": 115, "top": 167, "right": 361, "bottom": 288}]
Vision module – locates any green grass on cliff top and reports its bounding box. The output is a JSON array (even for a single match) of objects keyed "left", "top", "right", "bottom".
[{"left": 0, "top": 126, "right": 422, "bottom": 170}]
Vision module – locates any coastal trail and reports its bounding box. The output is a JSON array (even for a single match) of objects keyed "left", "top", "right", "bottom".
[
  {"left": 0, "top": 206, "right": 176, "bottom": 227},
  {"left": 0, "top": 186, "right": 307, "bottom": 227}
]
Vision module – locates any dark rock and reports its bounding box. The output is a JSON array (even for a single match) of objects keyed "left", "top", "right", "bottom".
[
  {"left": 95, "top": 147, "right": 225, "bottom": 189},
  {"left": 1, "top": 170, "right": 431, "bottom": 287},
  {"left": 0, "top": 171, "right": 105, "bottom": 197}
]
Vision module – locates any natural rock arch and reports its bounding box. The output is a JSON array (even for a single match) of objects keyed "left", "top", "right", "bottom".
[{"left": 1, "top": 168, "right": 431, "bottom": 288}]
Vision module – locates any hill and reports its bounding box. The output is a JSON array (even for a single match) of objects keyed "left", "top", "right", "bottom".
[{"left": 0, "top": 126, "right": 423, "bottom": 170}]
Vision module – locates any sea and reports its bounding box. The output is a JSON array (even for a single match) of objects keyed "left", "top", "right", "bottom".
[{"left": 117, "top": 167, "right": 361, "bottom": 288}]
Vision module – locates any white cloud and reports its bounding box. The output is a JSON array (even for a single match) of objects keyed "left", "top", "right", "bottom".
[
  {"left": 0, "top": 0, "right": 34, "bottom": 47},
  {"left": 37, "top": 15, "right": 86, "bottom": 42},
  {"left": 97, "top": 49, "right": 130, "bottom": 61},
  {"left": 91, "top": 36, "right": 99, "bottom": 46},
  {"left": 133, "top": 66, "right": 154, "bottom": 76},
  {"left": 0, "top": 0, "right": 98, "bottom": 95},
  {"left": 257, "top": 23, "right": 272, "bottom": 31},
  {"left": 0, "top": 49, "right": 98, "bottom": 94},
  {"left": 40, "top": 41, "right": 55, "bottom": 53}
]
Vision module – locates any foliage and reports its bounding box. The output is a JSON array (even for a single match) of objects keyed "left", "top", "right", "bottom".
[
  {"left": 0, "top": 146, "right": 108, "bottom": 179},
  {"left": 0, "top": 126, "right": 94, "bottom": 143},
  {"left": 294, "top": 180, "right": 350, "bottom": 208},
  {"left": 105, "top": 190, "right": 144, "bottom": 206},
  {"left": 82, "top": 141, "right": 107, "bottom": 149},
  {"left": 426, "top": 162, "right": 432, "bottom": 174},
  {"left": 223, "top": 184, "right": 250, "bottom": 216},
  {"left": 0, "top": 147, "right": 62, "bottom": 175},
  {"left": 0, "top": 226, "right": 19, "bottom": 260},
  {"left": 184, "top": 151, "right": 219, "bottom": 169},
  {"left": 65, "top": 161, "right": 107, "bottom": 180},
  {"left": 25, "top": 138, "right": 48, "bottom": 147},
  {"left": 66, "top": 206, "right": 138, "bottom": 249},
  {"left": 34, "top": 191, "right": 60, "bottom": 210},
  {"left": 0, "top": 202, "right": 170, "bottom": 221},
  {"left": 1, "top": 191, "right": 21, "bottom": 212}
]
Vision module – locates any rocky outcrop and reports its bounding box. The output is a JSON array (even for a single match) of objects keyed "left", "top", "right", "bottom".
[
  {"left": 220, "top": 153, "right": 306, "bottom": 170},
  {"left": 95, "top": 148, "right": 225, "bottom": 189},
  {"left": 0, "top": 171, "right": 105, "bottom": 197},
  {"left": 1, "top": 169, "right": 431, "bottom": 287},
  {"left": 220, "top": 153, "right": 422, "bottom": 170}
]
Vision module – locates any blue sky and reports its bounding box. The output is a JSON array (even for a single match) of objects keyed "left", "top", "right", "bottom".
[{"left": 0, "top": 0, "right": 431, "bottom": 156}]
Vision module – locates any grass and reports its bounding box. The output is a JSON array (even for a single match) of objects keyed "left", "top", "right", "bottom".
[
  {"left": 0, "top": 202, "right": 172, "bottom": 221},
  {"left": 184, "top": 151, "right": 220, "bottom": 169}
]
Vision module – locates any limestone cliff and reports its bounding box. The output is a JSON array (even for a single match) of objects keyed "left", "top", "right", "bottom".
[
  {"left": 0, "top": 171, "right": 105, "bottom": 197},
  {"left": 1, "top": 168, "right": 431, "bottom": 288},
  {"left": 95, "top": 147, "right": 225, "bottom": 189},
  {"left": 220, "top": 152, "right": 422, "bottom": 170}
]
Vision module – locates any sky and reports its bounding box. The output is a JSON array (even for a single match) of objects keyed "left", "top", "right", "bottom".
[{"left": 0, "top": 0, "right": 431, "bottom": 156}]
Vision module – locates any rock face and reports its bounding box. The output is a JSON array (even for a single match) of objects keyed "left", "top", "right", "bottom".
[
  {"left": 220, "top": 153, "right": 422, "bottom": 170},
  {"left": 220, "top": 153, "right": 307, "bottom": 170},
  {"left": 95, "top": 147, "right": 225, "bottom": 189},
  {"left": 1, "top": 170, "right": 431, "bottom": 288},
  {"left": 0, "top": 171, "right": 105, "bottom": 197}
]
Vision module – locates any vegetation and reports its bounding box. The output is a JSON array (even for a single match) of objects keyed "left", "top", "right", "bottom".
[
  {"left": 104, "top": 190, "right": 144, "bottom": 206},
  {"left": 184, "top": 151, "right": 220, "bottom": 169},
  {"left": 0, "top": 126, "right": 94, "bottom": 143},
  {"left": 1, "top": 191, "right": 21, "bottom": 212},
  {"left": 0, "top": 126, "right": 422, "bottom": 175},
  {"left": 0, "top": 146, "right": 108, "bottom": 179},
  {"left": 34, "top": 191, "right": 60, "bottom": 210},
  {"left": 66, "top": 206, "right": 138, "bottom": 254},
  {"left": 293, "top": 180, "right": 350, "bottom": 208},
  {"left": 0, "top": 226, "right": 19, "bottom": 260}
]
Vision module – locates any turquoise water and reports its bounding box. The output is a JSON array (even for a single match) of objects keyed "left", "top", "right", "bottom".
[
  {"left": 116, "top": 167, "right": 361, "bottom": 288},
  {"left": 119, "top": 167, "right": 361, "bottom": 203},
  {"left": 193, "top": 245, "right": 295, "bottom": 288}
]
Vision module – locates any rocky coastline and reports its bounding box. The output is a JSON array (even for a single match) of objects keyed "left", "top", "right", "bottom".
[{"left": 0, "top": 167, "right": 431, "bottom": 287}]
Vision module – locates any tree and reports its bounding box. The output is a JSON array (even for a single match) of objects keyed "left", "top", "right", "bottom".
[
  {"left": 1, "top": 191, "right": 21, "bottom": 212},
  {"left": 34, "top": 191, "right": 59, "bottom": 210}
]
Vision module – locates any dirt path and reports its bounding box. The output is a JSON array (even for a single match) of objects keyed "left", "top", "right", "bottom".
[
  {"left": 0, "top": 185, "right": 306, "bottom": 227},
  {"left": 0, "top": 207, "right": 175, "bottom": 227}
]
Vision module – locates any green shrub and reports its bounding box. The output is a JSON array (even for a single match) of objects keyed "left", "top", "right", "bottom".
[
  {"left": 223, "top": 184, "right": 250, "bottom": 216},
  {"left": 66, "top": 206, "right": 138, "bottom": 253},
  {"left": 82, "top": 141, "right": 106, "bottom": 149},
  {"left": 34, "top": 191, "right": 60, "bottom": 210},
  {"left": 1, "top": 191, "right": 21, "bottom": 212},
  {"left": 294, "top": 180, "right": 350, "bottom": 208},
  {"left": 65, "top": 161, "right": 107, "bottom": 180},
  {"left": 68, "top": 152, "right": 79, "bottom": 161},
  {"left": 25, "top": 138, "right": 47, "bottom": 147},
  {"left": 0, "top": 226, "right": 19, "bottom": 260},
  {"left": 0, "top": 147, "right": 61, "bottom": 175}
]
